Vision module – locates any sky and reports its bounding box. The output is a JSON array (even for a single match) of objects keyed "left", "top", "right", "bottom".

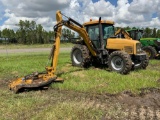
[{"left": 0, "top": 0, "right": 160, "bottom": 31}]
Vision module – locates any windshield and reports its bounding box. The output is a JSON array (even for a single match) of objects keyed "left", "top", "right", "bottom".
[
  {"left": 129, "top": 30, "right": 143, "bottom": 40},
  {"left": 86, "top": 24, "right": 115, "bottom": 48},
  {"left": 102, "top": 24, "right": 115, "bottom": 39},
  {"left": 136, "top": 31, "right": 143, "bottom": 39}
]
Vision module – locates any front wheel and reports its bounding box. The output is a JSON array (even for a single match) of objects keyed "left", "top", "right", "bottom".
[
  {"left": 108, "top": 51, "right": 132, "bottom": 74},
  {"left": 134, "top": 52, "right": 149, "bottom": 69}
]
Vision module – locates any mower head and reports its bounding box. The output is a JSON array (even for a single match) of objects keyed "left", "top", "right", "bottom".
[{"left": 9, "top": 71, "right": 63, "bottom": 93}]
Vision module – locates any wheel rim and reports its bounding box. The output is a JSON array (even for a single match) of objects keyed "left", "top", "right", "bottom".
[
  {"left": 134, "top": 60, "right": 142, "bottom": 67},
  {"left": 111, "top": 56, "right": 124, "bottom": 70},
  {"left": 72, "top": 49, "right": 82, "bottom": 64},
  {"left": 134, "top": 62, "right": 141, "bottom": 67},
  {"left": 145, "top": 50, "right": 151, "bottom": 57}
]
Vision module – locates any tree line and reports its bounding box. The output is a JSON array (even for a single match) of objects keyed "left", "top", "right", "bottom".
[
  {"left": 0, "top": 20, "right": 160, "bottom": 44},
  {"left": 0, "top": 20, "right": 75, "bottom": 44}
]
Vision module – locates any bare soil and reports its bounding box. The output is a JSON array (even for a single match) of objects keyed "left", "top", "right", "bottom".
[
  {"left": 1, "top": 77, "right": 160, "bottom": 120},
  {"left": 18, "top": 87, "right": 160, "bottom": 120}
]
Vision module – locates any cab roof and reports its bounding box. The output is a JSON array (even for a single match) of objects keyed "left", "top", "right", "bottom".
[{"left": 83, "top": 20, "right": 114, "bottom": 26}]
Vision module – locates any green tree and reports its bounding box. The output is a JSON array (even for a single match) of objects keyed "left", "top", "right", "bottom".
[
  {"left": 132, "top": 27, "right": 136, "bottom": 29},
  {"left": 1, "top": 28, "right": 16, "bottom": 43},
  {"left": 124, "top": 26, "right": 131, "bottom": 30},
  {"left": 152, "top": 28, "right": 157, "bottom": 37},
  {"left": 29, "top": 21, "right": 37, "bottom": 44},
  {"left": 156, "top": 29, "right": 160, "bottom": 38},
  {"left": 16, "top": 20, "right": 37, "bottom": 44},
  {"left": 36, "top": 24, "right": 44, "bottom": 44},
  {"left": 8, "top": 29, "right": 16, "bottom": 43},
  {"left": 1, "top": 28, "right": 8, "bottom": 43},
  {"left": 48, "top": 31, "right": 55, "bottom": 43},
  {"left": 16, "top": 20, "right": 26, "bottom": 44},
  {"left": 143, "top": 27, "right": 152, "bottom": 38},
  {"left": 42, "top": 31, "right": 49, "bottom": 43},
  {"left": 61, "top": 28, "right": 75, "bottom": 42}
]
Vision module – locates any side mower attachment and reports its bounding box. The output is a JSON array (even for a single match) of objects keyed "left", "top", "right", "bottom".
[{"left": 9, "top": 72, "right": 63, "bottom": 93}]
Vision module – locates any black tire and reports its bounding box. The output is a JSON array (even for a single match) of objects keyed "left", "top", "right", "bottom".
[
  {"left": 134, "top": 51, "right": 149, "bottom": 69},
  {"left": 108, "top": 51, "right": 132, "bottom": 74},
  {"left": 71, "top": 44, "right": 91, "bottom": 68},
  {"left": 142, "top": 46, "right": 157, "bottom": 59}
]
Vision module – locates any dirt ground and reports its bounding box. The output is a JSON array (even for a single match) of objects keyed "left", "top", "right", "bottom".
[
  {"left": 46, "top": 88, "right": 160, "bottom": 120},
  {"left": 27, "top": 87, "right": 160, "bottom": 120},
  {"left": 1, "top": 78, "right": 160, "bottom": 120}
]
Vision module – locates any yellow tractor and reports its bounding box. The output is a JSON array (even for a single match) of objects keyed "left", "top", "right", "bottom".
[
  {"left": 9, "top": 10, "right": 149, "bottom": 93},
  {"left": 70, "top": 17, "right": 149, "bottom": 71}
]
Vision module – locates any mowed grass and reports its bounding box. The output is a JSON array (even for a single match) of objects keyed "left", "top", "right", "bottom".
[{"left": 0, "top": 52, "right": 160, "bottom": 119}]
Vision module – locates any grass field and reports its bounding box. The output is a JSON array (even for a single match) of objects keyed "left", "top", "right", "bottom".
[{"left": 0, "top": 51, "right": 160, "bottom": 119}]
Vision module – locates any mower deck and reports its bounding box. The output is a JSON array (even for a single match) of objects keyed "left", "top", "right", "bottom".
[{"left": 9, "top": 72, "right": 63, "bottom": 93}]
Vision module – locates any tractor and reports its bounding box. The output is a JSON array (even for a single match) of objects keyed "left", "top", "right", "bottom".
[{"left": 126, "top": 29, "right": 160, "bottom": 59}]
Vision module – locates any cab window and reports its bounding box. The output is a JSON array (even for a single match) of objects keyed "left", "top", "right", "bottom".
[{"left": 87, "top": 25, "right": 100, "bottom": 48}]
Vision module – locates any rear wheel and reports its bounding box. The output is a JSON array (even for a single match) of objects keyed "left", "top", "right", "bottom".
[
  {"left": 71, "top": 44, "right": 91, "bottom": 68},
  {"left": 108, "top": 51, "right": 132, "bottom": 74},
  {"left": 142, "top": 46, "right": 157, "bottom": 59}
]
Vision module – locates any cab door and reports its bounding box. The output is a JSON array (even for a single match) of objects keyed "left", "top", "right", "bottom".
[{"left": 87, "top": 25, "right": 100, "bottom": 48}]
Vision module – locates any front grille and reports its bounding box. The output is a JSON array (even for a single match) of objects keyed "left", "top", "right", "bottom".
[{"left": 124, "top": 46, "right": 133, "bottom": 53}]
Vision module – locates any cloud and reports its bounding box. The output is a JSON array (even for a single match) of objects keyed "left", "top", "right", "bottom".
[
  {"left": 150, "top": 17, "right": 160, "bottom": 28},
  {"left": 0, "top": 0, "right": 5, "bottom": 20},
  {"left": 0, "top": 0, "right": 71, "bottom": 30},
  {"left": 83, "top": 0, "right": 115, "bottom": 17},
  {"left": 0, "top": 0, "right": 160, "bottom": 31},
  {"left": 1, "top": 0, "right": 71, "bottom": 17},
  {"left": 129, "top": 0, "right": 154, "bottom": 14},
  {"left": 112, "top": 0, "right": 160, "bottom": 28}
]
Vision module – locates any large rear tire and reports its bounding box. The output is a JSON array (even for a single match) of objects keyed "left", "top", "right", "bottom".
[
  {"left": 71, "top": 44, "right": 91, "bottom": 68},
  {"left": 108, "top": 51, "right": 132, "bottom": 74},
  {"left": 142, "top": 46, "right": 157, "bottom": 59}
]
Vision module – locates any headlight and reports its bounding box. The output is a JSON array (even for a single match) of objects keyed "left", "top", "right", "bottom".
[{"left": 136, "top": 43, "right": 142, "bottom": 53}]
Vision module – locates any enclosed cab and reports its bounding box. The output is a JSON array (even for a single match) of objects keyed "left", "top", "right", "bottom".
[{"left": 83, "top": 20, "right": 115, "bottom": 49}]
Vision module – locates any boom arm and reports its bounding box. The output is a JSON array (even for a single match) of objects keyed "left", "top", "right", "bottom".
[
  {"left": 115, "top": 28, "right": 132, "bottom": 40},
  {"left": 47, "top": 10, "right": 98, "bottom": 78},
  {"left": 55, "top": 11, "right": 97, "bottom": 55},
  {"left": 48, "top": 10, "right": 98, "bottom": 75},
  {"left": 8, "top": 10, "right": 98, "bottom": 93},
  {"left": 45, "top": 11, "right": 63, "bottom": 75}
]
